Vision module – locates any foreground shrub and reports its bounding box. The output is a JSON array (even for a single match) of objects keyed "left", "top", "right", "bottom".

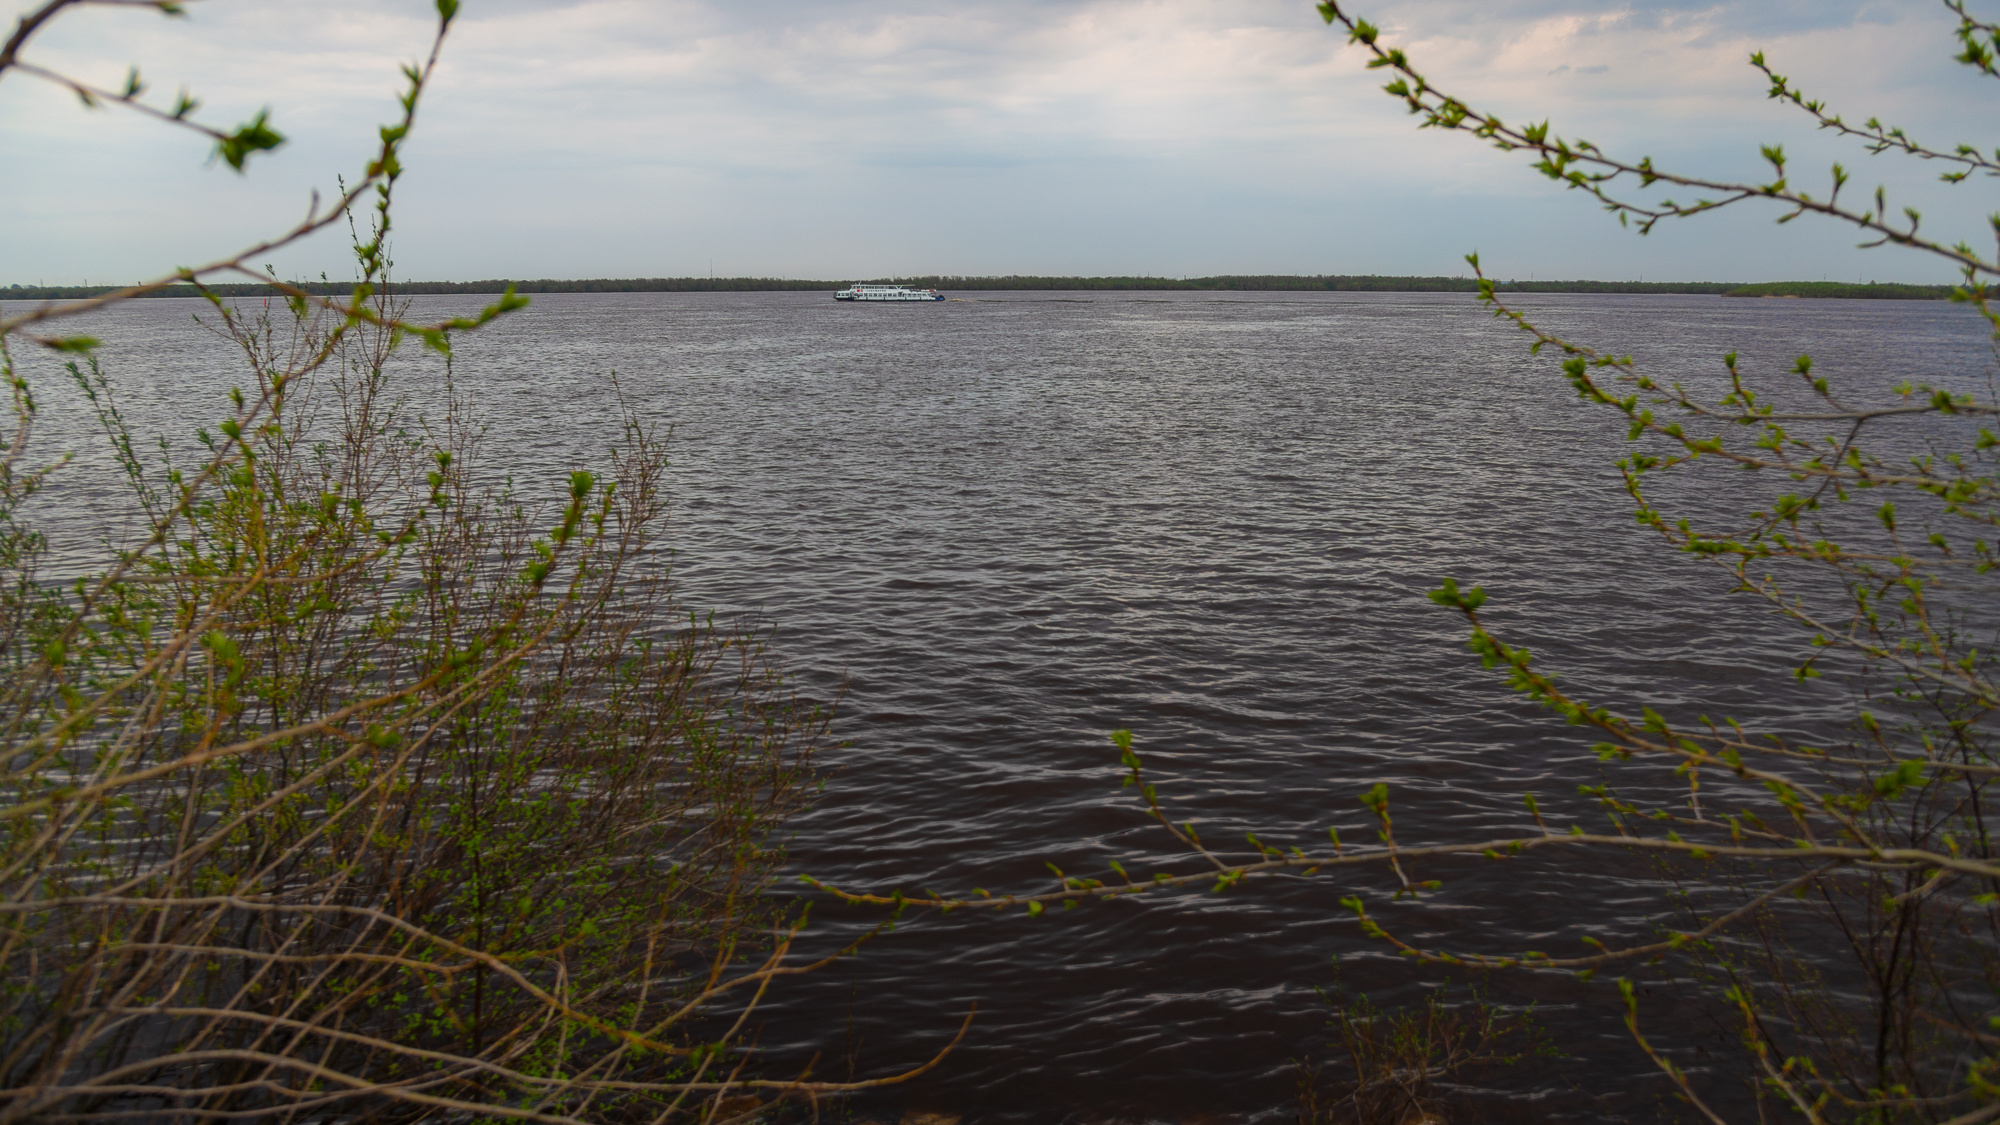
[
  {"left": 0, "top": 4, "right": 928, "bottom": 1119},
  {"left": 4, "top": 284, "right": 840, "bottom": 1120}
]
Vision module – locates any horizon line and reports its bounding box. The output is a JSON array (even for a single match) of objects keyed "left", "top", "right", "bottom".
[{"left": 0, "top": 275, "right": 1973, "bottom": 302}]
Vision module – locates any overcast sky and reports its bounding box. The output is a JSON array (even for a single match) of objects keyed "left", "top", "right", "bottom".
[{"left": 3, "top": 0, "right": 1995, "bottom": 283}]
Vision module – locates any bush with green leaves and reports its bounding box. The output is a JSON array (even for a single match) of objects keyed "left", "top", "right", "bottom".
[
  {"left": 820, "top": 3, "right": 2000, "bottom": 1120},
  {"left": 0, "top": 3, "right": 944, "bottom": 1120}
]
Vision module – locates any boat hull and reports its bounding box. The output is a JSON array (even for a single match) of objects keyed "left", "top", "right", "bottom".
[{"left": 833, "top": 286, "right": 945, "bottom": 302}]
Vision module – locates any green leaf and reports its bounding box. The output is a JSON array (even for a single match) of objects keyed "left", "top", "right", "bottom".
[
  {"left": 1874, "top": 759, "right": 1926, "bottom": 799},
  {"left": 215, "top": 109, "right": 286, "bottom": 171}
]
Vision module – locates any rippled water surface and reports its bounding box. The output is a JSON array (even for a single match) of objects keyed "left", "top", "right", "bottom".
[{"left": 13, "top": 289, "right": 1995, "bottom": 1123}]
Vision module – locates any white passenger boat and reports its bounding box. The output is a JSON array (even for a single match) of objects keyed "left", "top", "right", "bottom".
[{"left": 834, "top": 283, "right": 944, "bottom": 302}]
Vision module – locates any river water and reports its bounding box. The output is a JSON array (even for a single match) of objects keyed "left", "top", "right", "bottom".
[{"left": 10, "top": 289, "right": 1994, "bottom": 1123}]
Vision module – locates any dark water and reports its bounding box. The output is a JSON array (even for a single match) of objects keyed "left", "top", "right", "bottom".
[{"left": 12, "top": 290, "right": 1995, "bottom": 1123}]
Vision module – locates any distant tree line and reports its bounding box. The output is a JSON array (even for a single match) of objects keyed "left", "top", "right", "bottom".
[
  {"left": 1720, "top": 279, "right": 1974, "bottom": 299},
  {"left": 1, "top": 276, "right": 1978, "bottom": 301}
]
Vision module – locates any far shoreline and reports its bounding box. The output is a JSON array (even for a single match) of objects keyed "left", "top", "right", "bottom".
[{"left": 0, "top": 276, "right": 1979, "bottom": 302}]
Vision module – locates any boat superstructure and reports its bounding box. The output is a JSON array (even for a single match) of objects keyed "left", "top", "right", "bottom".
[{"left": 834, "top": 283, "right": 944, "bottom": 302}]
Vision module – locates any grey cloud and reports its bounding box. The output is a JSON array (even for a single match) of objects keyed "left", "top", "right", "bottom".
[{"left": 859, "top": 149, "right": 1038, "bottom": 169}]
